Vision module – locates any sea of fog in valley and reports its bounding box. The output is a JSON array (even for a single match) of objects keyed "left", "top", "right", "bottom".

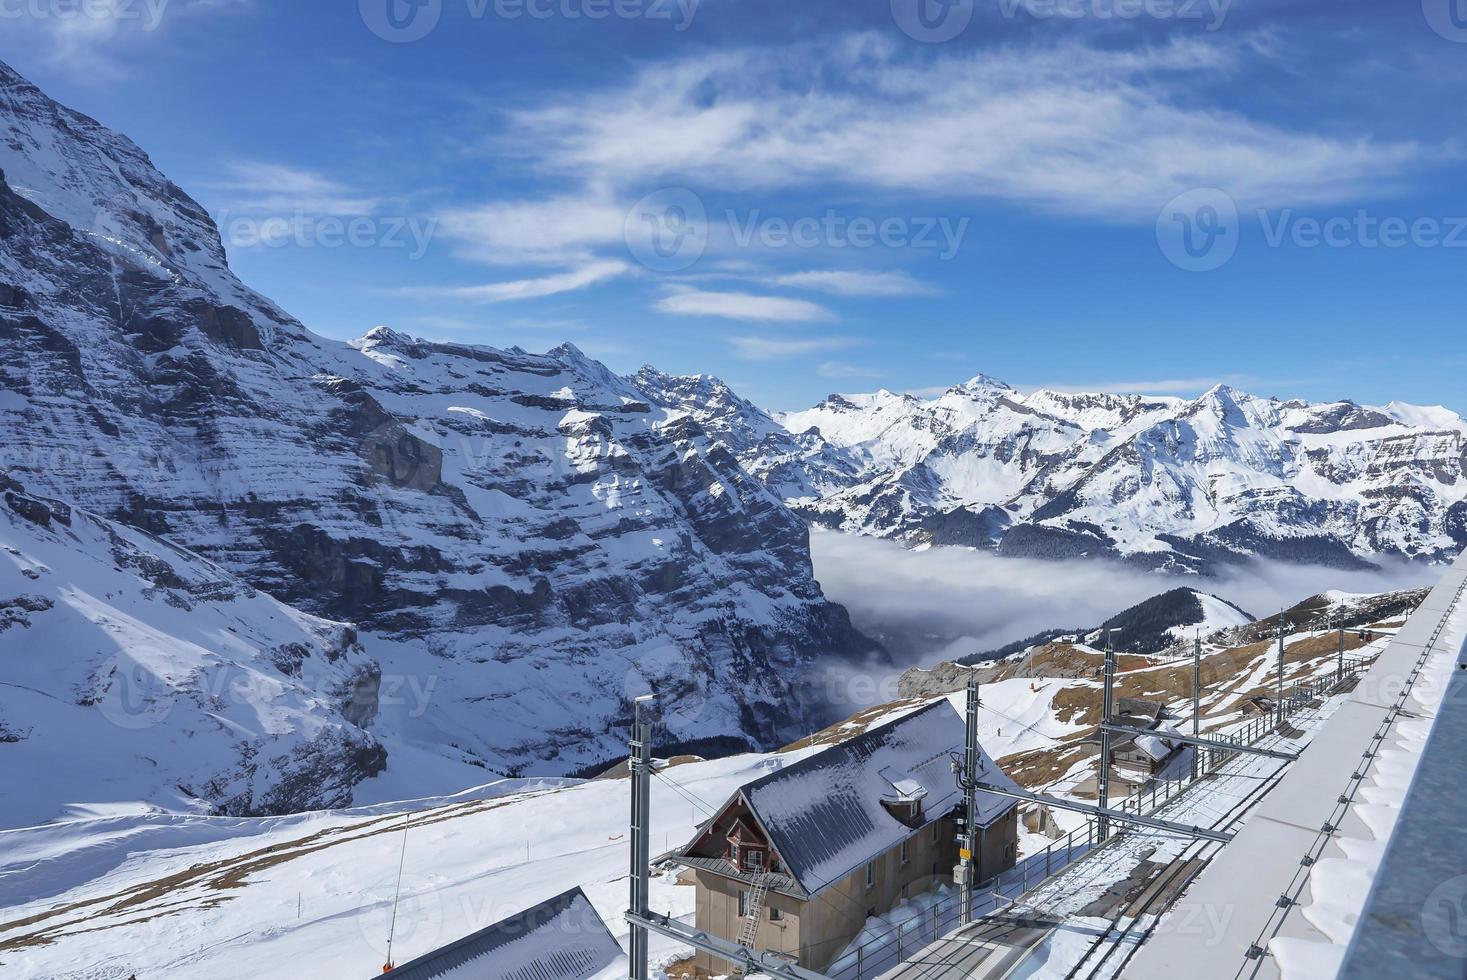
[{"left": 803, "top": 531, "right": 1438, "bottom": 716}]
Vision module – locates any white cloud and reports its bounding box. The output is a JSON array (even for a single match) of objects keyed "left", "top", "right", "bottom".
[
  {"left": 810, "top": 532, "right": 1437, "bottom": 674},
  {"left": 207, "top": 161, "right": 380, "bottom": 216},
  {"left": 505, "top": 35, "right": 1427, "bottom": 219},
  {"left": 405, "top": 261, "right": 630, "bottom": 303},
  {"left": 769, "top": 270, "right": 939, "bottom": 298},
  {"left": 728, "top": 337, "right": 856, "bottom": 361},
  {"left": 818, "top": 361, "right": 883, "bottom": 379},
  {"left": 1017, "top": 374, "right": 1263, "bottom": 397},
  {"left": 18, "top": 0, "right": 250, "bottom": 76},
  {"left": 656, "top": 288, "right": 835, "bottom": 323},
  {"left": 436, "top": 194, "right": 628, "bottom": 267}
]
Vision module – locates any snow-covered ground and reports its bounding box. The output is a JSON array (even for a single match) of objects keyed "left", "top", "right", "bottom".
[{"left": 0, "top": 748, "right": 819, "bottom": 979}]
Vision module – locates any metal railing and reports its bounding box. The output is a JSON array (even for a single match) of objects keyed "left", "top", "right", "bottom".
[
  {"left": 825, "top": 819, "right": 1099, "bottom": 980},
  {"left": 824, "top": 655, "right": 1373, "bottom": 980}
]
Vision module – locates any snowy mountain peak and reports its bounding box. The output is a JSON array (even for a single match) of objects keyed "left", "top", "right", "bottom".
[{"left": 743, "top": 371, "right": 1467, "bottom": 569}]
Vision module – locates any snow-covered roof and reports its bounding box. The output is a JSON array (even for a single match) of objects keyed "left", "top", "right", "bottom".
[
  {"left": 1133, "top": 722, "right": 1184, "bottom": 762},
  {"left": 380, "top": 887, "right": 625, "bottom": 980},
  {"left": 730, "top": 700, "right": 1020, "bottom": 896}
]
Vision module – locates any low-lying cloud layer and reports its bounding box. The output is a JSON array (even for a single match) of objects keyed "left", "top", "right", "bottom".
[{"left": 811, "top": 531, "right": 1439, "bottom": 672}]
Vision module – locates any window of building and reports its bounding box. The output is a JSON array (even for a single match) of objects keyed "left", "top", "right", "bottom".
[
  {"left": 865, "top": 862, "right": 876, "bottom": 890},
  {"left": 933, "top": 820, "right": 941, "bottom": 845},
  {"left": 900, "top": 839, "right": 910, "bottom": 865},
  {"left": 747, "top": 849, "right": 764, "bottom": 872},
  {"left": 739, "top": 890, "right": 752, "bottom": 917},
  {"left": 770, "top": 907, "right": 783, "bottom": 922},
  {"left": 730, "top": 843, "right": 740, "bottom": 867}
]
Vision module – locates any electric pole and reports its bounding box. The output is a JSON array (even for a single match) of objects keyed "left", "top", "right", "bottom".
[
  {"left": 958, "top": 678, "right": 980, "bottom": 925},
  {"left": 628, "top": 696, "right": 654, "bottom": 980},
  {"left": 1276, "top": 611, "right": 1287, "bottom": 727},
  {"left": 1192, "top": 632, "right": 1202, "bottom": 780},
  {"left": 1098, "top": 628, "right": 1118, "bottom": 842}
]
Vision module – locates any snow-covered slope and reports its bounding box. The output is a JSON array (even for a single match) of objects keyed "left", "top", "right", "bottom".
[
  {"left": 769, "top": 378, "right": 1467, "bottom": 570},
  {"left": 0, "top": 471, "right": 384, "bottom": 828},
  {"left": 0, "top": 60, "right": 874, "bottom": 786}
]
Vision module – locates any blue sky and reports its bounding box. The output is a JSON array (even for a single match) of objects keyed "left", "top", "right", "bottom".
[{"left": 4, "top": 0, "right": 1465, "bottom": 412}]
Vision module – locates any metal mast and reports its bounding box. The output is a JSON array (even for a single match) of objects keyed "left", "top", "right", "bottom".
[
  {"left": 1276, "top": 612, "right": 1287, "bottom": 727},
  {"left": 958, "top": 677, "right": 980, "bottom": 925},
  {"left": 628, "top": 696, "right": 654, "bottom": 980},
  {"left": 1192, "top": 632, "right": 1202, "bottom": 779},
  {"left": 1098, "top": 628, "right": 1118, "bottom": 842}
]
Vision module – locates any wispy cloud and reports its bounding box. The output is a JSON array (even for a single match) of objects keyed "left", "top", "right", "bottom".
[
  {"left": 405, "top": 261, "right": 630, "bottom": 303},
  {"left": 656, "top": 288, "right": 835, "bottom": 323},
  {"left": 768, "top": 270, "right": 939, "bottom": 298},
  {"left": 818, "top": 361, "right": 883, "bottom": 379},
  {"left": 728, "top": 336, "right": 856, "bottom": 361},
  {"left": 207, "top": 161, "right": 379, "bottom": 215},
  {"left": 1018, "top": 374, "right": 1264, "bottom": 397},
  {"left": 436, "top": 194, "right": 627, "bottom": 267},
  {"left": 506, "top": 35, "right": 1428, "bottom": 218},
  {"left": 19, "top": 0, "right": 249, "bottom": 75}
]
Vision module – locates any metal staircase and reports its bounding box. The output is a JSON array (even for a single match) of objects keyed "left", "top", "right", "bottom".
[
  {"left": 731, "top": 873, "right": 793, "bottom": 975},
  {"left": 737, "top": 875, "right": 774, "bottom": 948}
]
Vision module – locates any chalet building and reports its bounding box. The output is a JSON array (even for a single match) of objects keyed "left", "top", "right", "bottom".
[
  {"left": 378, "top": 887, "right": 624, "bottom": 980},
  {"left": 1095, "top": 698, "right": 1194, "bottom": 780},
  {"left": 674, "top": 701, "right": 1021, "bottom": 974}
]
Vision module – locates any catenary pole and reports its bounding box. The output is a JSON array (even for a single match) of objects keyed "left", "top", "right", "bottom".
[
  {"left": 960, "top": 677, "right": 980, "bottom": 925},
  {"left": 1192, "top": 632, "right": 1202, "bottom": 779},
  {"left": 1098, "top": 628, "right": 1118, "bottom": 842},
  {"left": 1277, "top": 611, "right": 1287, "bottom": 727},
  {"left": 628, "top": 696, "right": 654, "bottom": 980}
]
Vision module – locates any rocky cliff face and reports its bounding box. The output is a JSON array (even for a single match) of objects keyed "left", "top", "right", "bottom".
[
  {"left": 664, "top": 370, "right": 1466, "bottom": 572},
  {"left": 0, "top": 468, "right": 385, "bottom": 827},
  {"left": 0, "top": 60, "right": 875, "bottom": 791}
]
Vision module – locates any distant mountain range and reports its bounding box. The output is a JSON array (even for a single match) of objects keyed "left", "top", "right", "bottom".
[{"left": 634, "top": 370, "right": 1467, "bottom": 571}]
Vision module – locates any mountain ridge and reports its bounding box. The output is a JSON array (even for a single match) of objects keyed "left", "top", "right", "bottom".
[{"left": 634, "top": 367, "right": 1467, "bottom": 572}]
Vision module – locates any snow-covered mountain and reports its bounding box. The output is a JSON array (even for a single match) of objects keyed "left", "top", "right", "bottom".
[
  {"left": 0, "top": 471, "right": 384, "bottom": 828},
  {"left": 0, "top": 60, "right": 874, "bottom": 802},
  {"left": 647, "top": 368, "right": 1467, "bottom": 571}
]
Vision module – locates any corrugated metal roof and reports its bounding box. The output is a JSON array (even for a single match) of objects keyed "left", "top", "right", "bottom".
[
  {"left": 734, "top": 700, "right": 1020, "bottom": 897},
  {"left": 377, "top": 887, "right": 624, "bottom": 980}
]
